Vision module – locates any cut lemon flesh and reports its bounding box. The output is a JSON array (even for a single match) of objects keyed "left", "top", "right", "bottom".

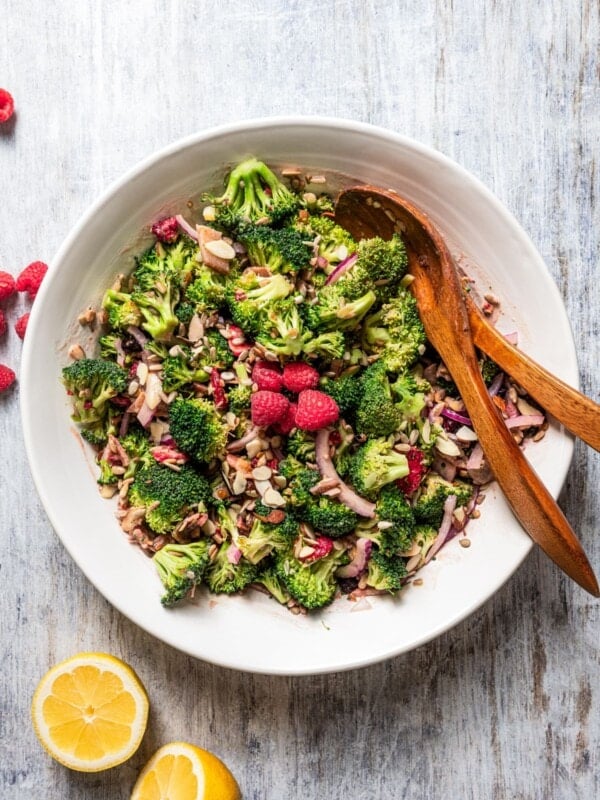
[
  {"left": 131, "top": 742, "right": 241, "bottom": 800},
  {"left": 31, "top": 652, "right": 149, "bottom": 772}
]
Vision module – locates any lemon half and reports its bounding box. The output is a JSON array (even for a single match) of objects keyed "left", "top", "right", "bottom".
[{"left": 31, "top": 652, "right": 149, "bottom": 772}]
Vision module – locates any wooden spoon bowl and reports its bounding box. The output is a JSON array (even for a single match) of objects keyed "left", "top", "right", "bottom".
[{"left": 335, "top": 185, "right": 599, "bottom": 597}]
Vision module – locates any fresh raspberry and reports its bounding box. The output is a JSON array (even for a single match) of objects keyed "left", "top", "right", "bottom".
[
  {"left": 0, "top": 364, "right": 16, "bottom": 393},
  {"left": 295, "top": 390, "right": 339, "bottom": 431},
  {"left": 396, "top": 447, "right": 427, "bottom": 495},
  {"left": 274, "top": 401, "right": 297, "bottom": 435},
  {"left": 151, "top": 216, "right": 180, "bottom": 244},
  {"left": 251, "top": 390, "right": 290, "bottom": 427},
  {"left": 0, "top": 271, "right": 16, "bottom": 301},
  {"left": 282, "top": 361, "right": 319, "bottom": 393},
  {"left": 0, "top": 89, "right": 14, "bottom": 124},
  {"left": 0, "top": 310, "right": 6, "bottom": 337},
  {"left": 300, "top": 536, "right": 334, "bottom": 562},
  {"left": 252, "top": 360, "right": 283, "bottom": 392},
  {"left": 15, "top": 261, "right": 48, "bottom": 300},
  {"left": 14, "top": 312, "right": 29, "bottom": 340}
]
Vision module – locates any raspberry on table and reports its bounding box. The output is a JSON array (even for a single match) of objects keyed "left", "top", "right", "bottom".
[
  {"left": 0, "top": 271, "right": 16, "bottom": 301},
  {"left": 14, "top": 312, "right": 30, "bottom": 340},
  {"left": 295, "top": 389, "right": 339, "bottom": 431},
  {"left": 0, "top": 364, "right": 16, "bottom": 393},
  {"left": 16, "top": 261, "right": 48, "bottom": 300},
  {"left": 0, "top": 89, "right": 14, "bottom": 124},
  {"left": 282, "top": 361, "right": 319, "bottom": 393},
  {"left": 251, "top": 390, "right": 290, "bottom": 427},
  {"left": 0, "top": 310, "right": 7, "bottom": 337},
  {"left": 252, "top": 360, "right": 283, "bottom": 392}
]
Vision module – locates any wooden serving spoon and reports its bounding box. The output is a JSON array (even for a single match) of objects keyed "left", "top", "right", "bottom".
[{"left": 335, "top": 185, "right": 599, "bottom": 597}]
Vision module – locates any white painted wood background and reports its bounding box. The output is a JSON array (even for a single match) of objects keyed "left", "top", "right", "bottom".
[{"left": 1, "top": 1, "right": 598, "bottom": 798}]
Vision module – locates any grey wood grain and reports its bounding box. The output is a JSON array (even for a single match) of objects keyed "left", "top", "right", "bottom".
[{"left": 1, "top": 1, "right": 598, "bottom": 798}]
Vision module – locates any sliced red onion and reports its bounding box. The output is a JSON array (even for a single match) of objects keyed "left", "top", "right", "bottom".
[
  {"left": 424, "top": 495, "right": 457, "bottom": 564},
  {"left": 337, "top": 538, "right": 372, "bottom": 578},
  {"left": 227, "top": 543, "right": 242, "bottom": 565},
  {"left": 226, "top": 425, "right": 260, "bottom": 453},
  {"left": 136, "top": 401, "right": 155, "bottom": 428},
  {"left": 175, "top": 214, "right": 199, "bottom": 241},
  {"left": 487, "top": 372, "right": 504, "bottom": 397},
  {"left": 113, "top": 337, "right": 125, "bottom": 367},
  {"left": 324, "top": 252, "right": 357, "bottom": 285},
  {"left": 315, "top": 429, "right": 376, "bottom": 518},
  {"left": 466, "top": 442, "right": 484, "bottom": 471},
  {"left": 504, "top": 399, "right": 519, "bottom": 418},
  {"left": 127, "top": 325, "right": 149, "bottom": 349},
  {"left": 505, "top": 414, "right": 545, "bottom": 429},
  {"left": 119, "top": 412, "right": 131, "bottom": 439},
  {"left": 441, "top": 407, "right": 471, "bottom": 426}
]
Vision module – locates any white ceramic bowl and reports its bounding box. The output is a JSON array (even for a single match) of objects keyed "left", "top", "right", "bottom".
[{"left": 21, "top": 117, "right": 577, "bottom": 675}]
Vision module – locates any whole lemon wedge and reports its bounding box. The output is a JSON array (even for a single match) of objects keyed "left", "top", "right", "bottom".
[
  {"left": 31, "top": 652, "right": 149, "bottom": 772},
  {"left": 131, "top": 742, "right": 242, "bottom": 800}
]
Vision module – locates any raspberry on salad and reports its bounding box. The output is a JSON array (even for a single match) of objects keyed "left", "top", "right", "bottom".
[
  {"left": 14, "top": 312, "right": 29, "bottom": 340},
  {"left": 252, "top": 360, "right": 283, "bottom": 392},
  {"left": 274, "top": 401, "right": 298, "bottom": 435},
  {"left": 251, "top": 390, "right": 290, "bottom": 427},
  {"left": 151, "top": 216, "right": 180, "bottom": 244},
  {"left": 0, "top": 89, "right": 14, "bottom": 124},
  {"left": 300, "top": 536, "right": 334, "bottom": 562},
  {"left": 282, "top": 361, "right": 319, "bottom": 393},
  {"left": 16, "top": 261, "right": 48, "bottom": 300},
  {"left": 0, "top": 364, "right": 16, "bottom": 392},
  {"left": 396, "top": 447, "right": 427, "bottom": 495},
  {"left": 295, "top": 389, "right": 339, "bottom": 431},
  {"left": 0, "top": 271, "right": 16, "bottom": 301}
]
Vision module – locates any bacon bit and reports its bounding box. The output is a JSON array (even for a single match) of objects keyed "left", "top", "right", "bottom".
[
  {"left": 492, "top": 395, "right": 506, "bottom": 412},
  {"left": 329, "top": 430, "right": 342, "bottom": 446},
  {"left": 226, "top": 454, "right": 253, "bottom": 475},
  {"left": 210, "top": 368, "right": 228, "bottom": 409},
  {"left": 300, "top": 536, "right": 334, "bottom": 562},
  {"left": 150, "top": 445, "right": 189, "bottom": 464},
  {"left": 254, "top": 508, "right": 286, "bottom": 524}
]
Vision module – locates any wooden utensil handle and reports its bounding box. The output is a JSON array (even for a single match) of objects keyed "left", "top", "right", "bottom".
[{"left": 466, "top": 296, "right": 600, "bottom": 452}]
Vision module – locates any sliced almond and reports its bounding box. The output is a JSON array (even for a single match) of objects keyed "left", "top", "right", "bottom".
[
  {"left": 263, "top": 487, "right": 286, "bottom": 508},
  {"left": 298, "top": 546, "right": 316, "bottom": 559},
  {"left": 145, "top": 372, "right": 163, "bottom": 410},
  {"left": 136, "top": 362, "right": 149, "bottom": 386},
  {"left": 204, "top": 239, "right": 236, "bottom": 261},
  {"left": 197, "top": 225, "right": 230, "bottom": 274},
  {"left": 254, "top": 479, "right": 272, "bottom": 497},
  {"left": 187, "top": 314, "right": 204, "bottom": 342},
  {"left": 232, "top": 473, "right": 248, "bottom": 495},
  {"left": 456, "top": 425, "right": 478, "bottom": 442},
  {"left": 252, "top": 465, "right": 272, "bottom": 481}
]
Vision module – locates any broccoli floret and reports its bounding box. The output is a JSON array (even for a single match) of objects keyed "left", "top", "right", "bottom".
[
  {"left": 205, "top": 329, "right": 235, "bottom": 368},
  {"left": 284, "top": 429, "right": 316, "bottom": 461},
  {"left": 303, "top": 330, "right": 346, "bottom": 360},
  {"left": 413, "top": 473, "right": 473, "bottom": 526},
  {"left": 253, "top": 564, "right": 291, "bottom": 605},
  {"left": 120, "top": 426, "right": 153, "bottom": 478},
  {"left": 185, "top": 265, "right": 230, "bottom": 314},
  {"left": 296, "top": 215, "right": 356, "bottom": 266},
  {"left": 205, "top": 541, "right": 258, "bottom": 594},
  {"left": 169, "top": 397, "right": 227, "bottom": 464},
  {"left": 161, "top": 350, "right": 210, "bottom": 392},
  {"left": 480, "top": 357, "right": 500, "bottom": 386},
  {"left": 413, "top": 524, "right": 439, "bottom": 565},
  {"left": 303, "top": 285, "right": 377, "bottom": 332},
  {"left": 174, "top": 300, "right": 196, "bottom": 325},
  {"left": 279, "top": 457, "right": 320, "bottom": 505},
  {"left": 359, "top": 485, "right": 416, "bottom": 554},
  {"left": 152, "top": 540, "right": 211, "bottom": 607},
  {"left": 102, "top": 289, "right": 142, "bottom": 331},
  {"left": 98, "top": 333, "right": 120, "bottom": 360},
  {"left": 362, "top": 290, "right": 426, "bottom": 373},
  {"left": 390, "top": 371, "right": 428, "bottom": 423},
  {"left": 256, "top": 299, "right": 309, "bottom": 357},
  {"left": 319, "top": 372, "right": 362, "bottom": 418},
  {"left": 342, "top": 234, "right": 408, "bottom": 299},
  {"left": 227, "top": 271, "right": 293, "bottom": 337},
  {"left": 237, "top": 516, "right": 298, "bottom": 564},
  {"left": 276, "top": 546, "right": 349, "bottom": 609},
  {"left": 349, "top": 438, "right": 410, "bottom": 500},
  {"left": 366, "top": 550, "right": 406, "bottom": 593},
  {"left": 62, "top": 358, "right": 128, "bottom": 444},
  {"left": 96, "top": 456, "right": 118, "bottom": 486},
  {"left": 302, "top": 498, "right": 358, "bottom": 539},
  {"left": 355, "top": 361, "right": 402, "bottom": 437},
  {"left": 129, "top": 462, "right": 212, "bottom": 535},
  {"left": 238, "top": 223, "right": 311, "bottom": 273},
  {"left": 206, "top": 157, "right": 300, "bottom": 230}
]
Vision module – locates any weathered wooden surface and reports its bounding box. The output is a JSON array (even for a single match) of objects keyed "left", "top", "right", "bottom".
[{"left": 1, "top": 1, "right": 598, "bottom": 798}]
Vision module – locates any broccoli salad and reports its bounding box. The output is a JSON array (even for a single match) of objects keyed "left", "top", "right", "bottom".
[{"left": 62, "top": 158, "right": 547, "bottom": 612}]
